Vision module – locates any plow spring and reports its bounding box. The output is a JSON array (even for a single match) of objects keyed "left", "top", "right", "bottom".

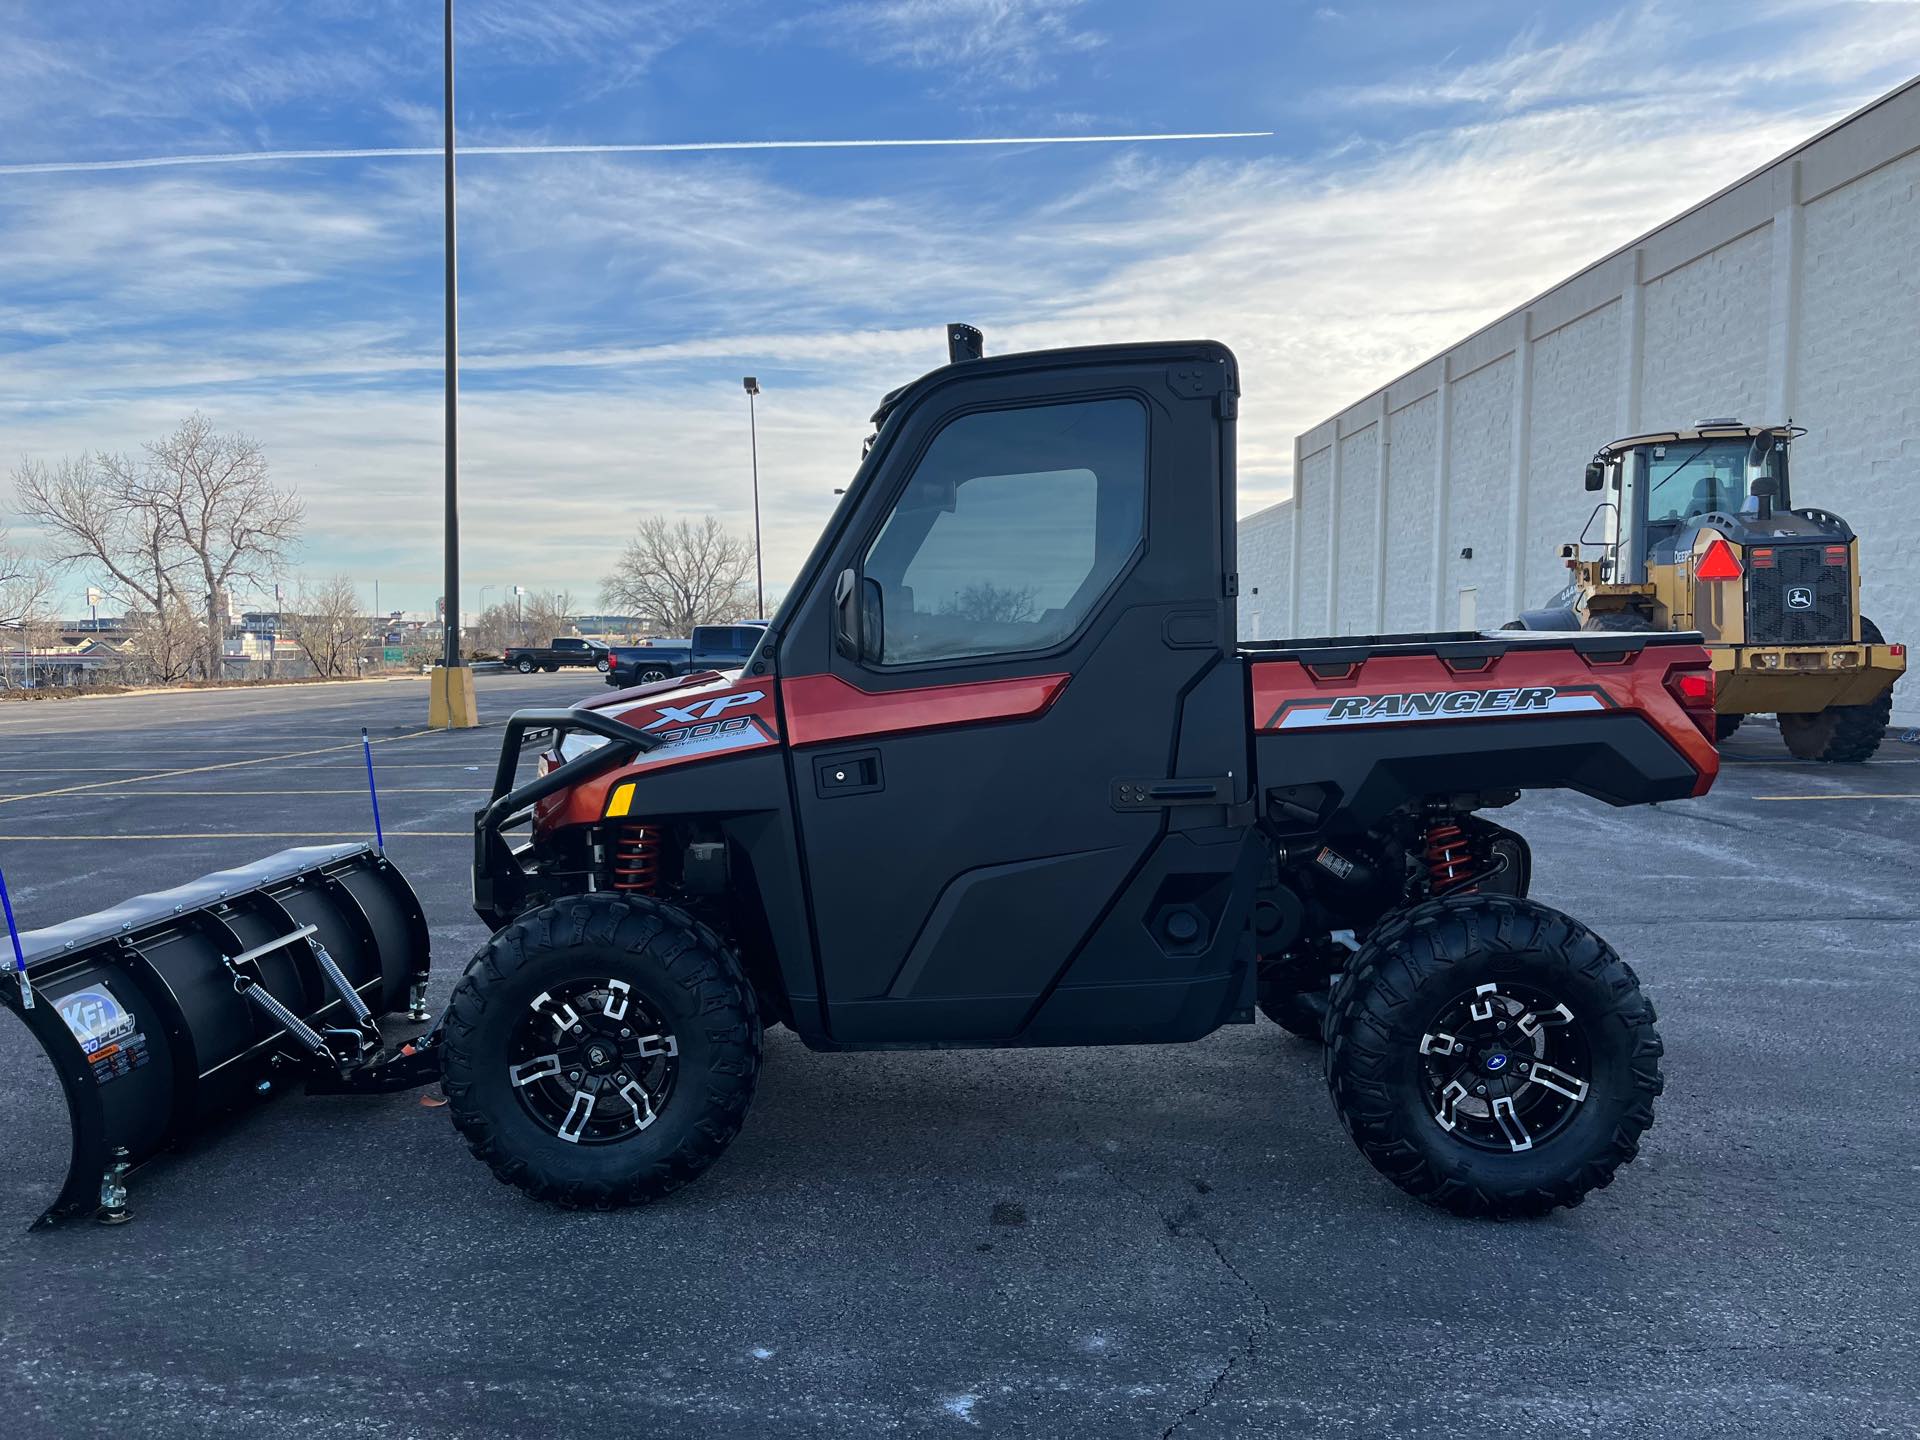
[{"left": 0, "top": 844, "right": 434, "bottom": 1228}]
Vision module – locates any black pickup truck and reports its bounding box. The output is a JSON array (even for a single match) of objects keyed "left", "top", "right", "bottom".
[
  {"left": 604, "top": 623, "right": 765, "bottom": 686},
  {"left": 504, "top": 638, "right": 610, "bottom": 674}
]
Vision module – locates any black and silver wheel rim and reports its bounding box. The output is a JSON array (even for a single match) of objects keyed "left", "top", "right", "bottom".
[
  {"left": 639, "top": 668, "right": 667, "bottom": 683},
  {"left": 1419, "top": 982, "right": 1592, "bottom": 1153},
  {"left": 507, "top": 979, "right": 679, "bottom": 1145}
]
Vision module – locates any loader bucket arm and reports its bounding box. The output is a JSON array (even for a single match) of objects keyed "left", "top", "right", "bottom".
[{"left": 0, "top": 844, "right": 428, "bottom": 1228}]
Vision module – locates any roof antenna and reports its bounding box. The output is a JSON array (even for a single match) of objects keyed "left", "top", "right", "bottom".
[{"left": 947, "top": 323, "right": 984, "bottom": 364}]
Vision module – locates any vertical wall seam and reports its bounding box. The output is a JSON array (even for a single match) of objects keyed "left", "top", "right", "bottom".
[
  {"left": 1505, "top": 313, "right": 1536, "bottom": 618},
  {"left": 1431, "top": 363, "right": 1452, "bottom": 629},
  {"left": 1373, "top": 407, "right": 1392, "bottom": 631},
  {"left": 1325, "top": 428, "right": 1343, "bottom": 634},
  {"left": 1288, "top": 433, "right": 1304, "bottom": 639}
]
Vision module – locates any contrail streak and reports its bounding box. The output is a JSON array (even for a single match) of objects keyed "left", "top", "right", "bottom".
[{"left": 0, "top": 132, "right": 1272, "bottom": 177}]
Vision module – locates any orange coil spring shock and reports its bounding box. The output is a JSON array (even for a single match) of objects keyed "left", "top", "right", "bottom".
[
  {"left": 610, "top": 824, "right": 661, "bottom": 893},
  {"left": 1422, "top": 821, "right": 1481, "bottom": 896}
]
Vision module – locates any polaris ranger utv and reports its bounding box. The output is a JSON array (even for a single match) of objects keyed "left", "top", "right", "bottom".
[
  {"left": 451, "top": 333, "right": 1717, "bottom": 1219},
  {"left": 2, "top": 333, "right": 1720, "bottom": 1228}
]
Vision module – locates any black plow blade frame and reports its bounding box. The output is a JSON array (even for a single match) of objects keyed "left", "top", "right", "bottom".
[{"left": 1, "top": 844, "right": 429, "bottom": 1228}]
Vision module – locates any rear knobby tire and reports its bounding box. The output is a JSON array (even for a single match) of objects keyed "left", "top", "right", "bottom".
[
  {"left": 1714, "top": 713, "right": 1744, "bottom": 742},
  {"left": 1777, "top": 618, "right": 1892, "bottom": 764},
  {"left": 1324, "top": 894, "right": 1663, "bottom": 1219},
  {"left": 442, "top": 895, "right": 761, "bottom": 1209}
]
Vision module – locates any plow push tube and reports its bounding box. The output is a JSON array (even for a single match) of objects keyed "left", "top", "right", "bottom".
[
  {"left": 473, "top": 707, "right": 661, "bottom": 920},
  {"left": 0, "top": 844, "right": 428, "bottom": 1228}
]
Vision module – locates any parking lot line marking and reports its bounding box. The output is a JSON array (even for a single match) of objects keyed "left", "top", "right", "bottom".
[
  {"left": 0, "top": 728, "right": 441, "bottom": 807},
  {"left": 0, "top": 831, "right": 471, "bottom": 841},
  {"left": 0, "top": 787, "right": 479, "bottom": 798},
  {"left": 1752, "top": 793, "right": 1920, "bottom": 802}
]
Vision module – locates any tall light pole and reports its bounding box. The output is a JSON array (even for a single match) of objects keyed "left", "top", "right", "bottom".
[
  {"left": 743, "top": 376, "right": 764, "bottom": 617},
  {"left": 429, "top": 0, "right": 477, "bottom": 725},
  {"left": 442, "top": 0, "right": 461, "bottom": 668}
]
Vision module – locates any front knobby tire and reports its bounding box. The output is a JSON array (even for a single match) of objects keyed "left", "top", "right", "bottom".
[
  {"left": 442, "top": 896, "right": 761, "bottom": 1209},
  {"left": 1324, "top": 894, "right": 1663, "bottom": 1219}
]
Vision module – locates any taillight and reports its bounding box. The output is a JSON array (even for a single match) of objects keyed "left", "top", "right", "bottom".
[
  {"left": 1695, "top": 537, "right": 1743, "bottom": 581},
  {"left": 1823, "top": 545, "right": 1848, "bottom": 567},
  {"left": 1749, "top": 547, "right": 1775, "bottom": 569},
  {"left": 1665, "top": 667, "right": 1717, "bottom": 741}
]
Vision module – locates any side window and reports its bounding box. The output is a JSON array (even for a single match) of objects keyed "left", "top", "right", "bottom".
[{"left": 861, "top": 397, "right": 1147, "bottom": 665}]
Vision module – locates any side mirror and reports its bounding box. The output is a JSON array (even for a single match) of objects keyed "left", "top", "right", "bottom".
[
  {"left": 1583, "top": 462, "right": 1605, "bottom": 492},
  {"left": 833, "top": 568, "right": 859, "bottom": 658},
  {"left": 833, "top": 569, "right": 885, "bottom": 662},
  {"left": 1750, "top": 475, "right": 1777, "bottom": 522}
]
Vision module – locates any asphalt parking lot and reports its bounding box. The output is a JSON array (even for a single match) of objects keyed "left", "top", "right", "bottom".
[{"left": 1, "top": 672, "right": 1916, "bottom": 1438}]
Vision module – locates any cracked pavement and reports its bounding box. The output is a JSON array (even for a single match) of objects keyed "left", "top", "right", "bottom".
[{"left": 1, "top": 674, "right": 1916, "bottom": 1437}]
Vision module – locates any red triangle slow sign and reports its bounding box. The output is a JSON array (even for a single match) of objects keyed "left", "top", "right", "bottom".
[{"left": 1695, "top": 536, "right": 1744, "bottom": 581}]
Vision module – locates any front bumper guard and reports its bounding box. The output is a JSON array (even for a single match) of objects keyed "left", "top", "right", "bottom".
[{"left": 472, "top": 707, "right": 661, "bottom": 925}]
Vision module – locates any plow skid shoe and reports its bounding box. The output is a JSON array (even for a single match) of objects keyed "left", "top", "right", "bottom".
[{"left": 0, "top": 844, "right": 429, "bottom": 1228}]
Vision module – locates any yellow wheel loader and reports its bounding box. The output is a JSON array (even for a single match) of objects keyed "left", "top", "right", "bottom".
[{"left": 1511, "top": 421, "right": 1905, "bottom": 761}]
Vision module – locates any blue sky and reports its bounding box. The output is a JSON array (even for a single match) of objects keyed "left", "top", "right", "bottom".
[{"left": 4, "top": 0, "right": 1917, "bottom": 617}]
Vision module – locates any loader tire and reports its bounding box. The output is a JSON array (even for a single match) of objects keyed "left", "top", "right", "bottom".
[
  {"left": 1777, "top": 619, "right": 1892, "bottom": 764},
  {"left": 442, "top": 895, "right": 761, "bottom": 1209},
  {"left": 1324, "top": 894, "right": 1663, "bottom": 1219},
  {"left": 1714, "top": 713, "right": 1743, "bottom": 742},
  {"left": 1582, "top": 610, "right": 1655, "bottom": 632}
]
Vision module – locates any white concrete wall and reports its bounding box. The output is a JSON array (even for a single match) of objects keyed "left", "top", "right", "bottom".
[
  {"left": 1236, "top": 498, "right": 1293, "bottom": 640},
  {"left": 1241, "top": 76, "right": 1920, "bottom": 725}
]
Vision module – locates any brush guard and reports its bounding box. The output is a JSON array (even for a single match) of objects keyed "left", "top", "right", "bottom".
[
  {"left": 472, "top": 706, "right": 660, "bottom": 927},
  {"left": 0, "top": 844, "right": 430, "bottom": 1228}
]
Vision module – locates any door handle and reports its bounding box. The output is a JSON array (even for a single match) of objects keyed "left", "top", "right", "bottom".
[
  {"left": 1110, "top": 777, "right": 1230, "bottom": 810},
  {"left": 813, "top": 749, "right": 884, "bottom": 798}
]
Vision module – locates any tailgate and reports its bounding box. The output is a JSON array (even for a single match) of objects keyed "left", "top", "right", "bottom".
[{"left": 1246, "top": 630, "right": 1719, "bottom": 808}]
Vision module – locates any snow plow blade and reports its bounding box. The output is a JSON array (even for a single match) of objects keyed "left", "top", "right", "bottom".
[{"left": 1, "top": 844, "right": 429, "bottom": 1228}]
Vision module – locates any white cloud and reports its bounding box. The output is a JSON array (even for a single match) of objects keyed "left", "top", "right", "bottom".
[{"left": 794, "top": 0, "right": 1104, "bottom": 89}]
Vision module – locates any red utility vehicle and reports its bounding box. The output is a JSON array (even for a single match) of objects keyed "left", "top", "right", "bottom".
[
  {"left": 455, "top": 334, "right": 1717, "bottom": 1218},
  {"left": 1, "top": 332, "right": 1721, "bottom": 1228}
]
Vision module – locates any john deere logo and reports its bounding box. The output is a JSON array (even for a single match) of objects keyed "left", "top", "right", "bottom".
[{"left": 1786, "top": 586, "right": 1814, "bottom": 611}]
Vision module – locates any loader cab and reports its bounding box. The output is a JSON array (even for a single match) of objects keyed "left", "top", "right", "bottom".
[
  {"left": 766, "top": 337, "right": 1257, "bottom": 1048},
  {"left": 1589, "top": 423, "right": 1794, "bottom": 580}
]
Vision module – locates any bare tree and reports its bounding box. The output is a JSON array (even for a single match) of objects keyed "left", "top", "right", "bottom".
[
  {"left": 0, "top": 522, "right": 53, "bottom": 630},
  {"left": 284, "top": 574, "right": 365, "bottom": 678},
  {"left": 15, "top": 416, "right": 301, "bottom": 679},
  {"left": 16, "top": 454, "right": 184, "bottom": 621},
  {"left": 141, "top": 415, "right": 303, "bottom": 678},
  {"left": 469, "top": 590, "right": 575, "bottom": 655},
  {"left": 602, "top": 517, "right": 753, "bottom": 634},
  {"left": 122, "top": 601, "right": 203, "bottom": 685},
  {"left": 942, "top": 581, "right": 1038, "bottom": 624}
]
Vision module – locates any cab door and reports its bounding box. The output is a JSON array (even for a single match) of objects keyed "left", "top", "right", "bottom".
[{"left": 774, "top": 347, "right": 1249, "bottom": 1044}]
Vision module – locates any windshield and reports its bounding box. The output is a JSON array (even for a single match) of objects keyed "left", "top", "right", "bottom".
[{"left": 1645, "top": 439, "right": 1753, "bottom": 523}]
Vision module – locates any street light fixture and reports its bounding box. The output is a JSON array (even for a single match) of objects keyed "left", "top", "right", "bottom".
[{"left": 743, "top": 376, "right": 764, "bottom": 618}]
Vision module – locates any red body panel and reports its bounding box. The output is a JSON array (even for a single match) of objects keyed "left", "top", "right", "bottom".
[
  {"left": 537, "top": 671, "right": 781, "bottom": 830},
  {"left": 781, "top": 672, "right": 1070, "bottom": 748},
  {"left": 1249, "top": 644, "right": 1719, "bottom": 795}
]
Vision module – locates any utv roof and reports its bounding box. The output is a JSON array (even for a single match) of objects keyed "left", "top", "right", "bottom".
[
  {"left": 871, "top": 339, "right": 1238, "bottom": 427},
  {"left": 1598, "top": 421, "right": 1795, "bottom": 453}
]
